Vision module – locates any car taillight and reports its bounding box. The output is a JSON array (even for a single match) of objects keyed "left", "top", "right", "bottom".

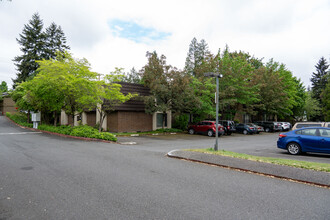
[
  {"left": 227, "top": 126, "right": 230, "bottom": 129},
  {"left": 249, "top": 127, "right": 254, "bottom": 129},
  {"left": 279, "top": 134, "right": 287, "bottom": 138}
]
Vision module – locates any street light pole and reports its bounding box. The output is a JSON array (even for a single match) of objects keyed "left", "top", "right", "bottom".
[
  {"left": 215, "top": 75, "right": 219, "bottom": 151},
  {"left": 204, "top": 72, "right": 222, "bottom": 151}
]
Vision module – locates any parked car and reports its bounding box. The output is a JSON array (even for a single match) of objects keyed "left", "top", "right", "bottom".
[
  {"left": 292, "top": 122, "right": 327, "bottom": 130},
  {"left": 277, "top": 127, "right": 330, "bottom": 155},
  {"left": 254, "top": 121, "right": 281, "bottom": 132},
  {"left": 219, "top": 120, "right": 236, "bottom": 135},
  {"left": 247, "top": 123, "right": 264, "bottom": 134},
  {"left": 279, "top": 122, "right": 291, "bottom": 131},
  {"left": 235, "top": 123, "right": 257, "bottom": 135},
  {"left": 188, "top": 121, "right": 225, "bottom": 137}
]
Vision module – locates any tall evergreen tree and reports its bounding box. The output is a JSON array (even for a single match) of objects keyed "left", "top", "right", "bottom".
[
  {"left": 13, "top": 13, "right": 70, "bottom": 87},
  {"left": 321, "top": 80, "right": 330, "bottom": 121},
  {"left": 311, "top": 57, "right": 329, "bottom": 102},
  {"left": 13, "top": 13, "right": 46, "bottom": 87},
  {"left": 45, "top": 22, "right": 70, "bottom": 60},
  {"left": 184, "top": 37, "right": 211, "bottom": 77}
]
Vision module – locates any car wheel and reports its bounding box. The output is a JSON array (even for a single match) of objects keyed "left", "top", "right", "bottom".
[
  {"left": 227, "top": 132, "right": 232, "bottom": 136},
  {"left": 207, "top": 130, "right": 214, "bottom": 137},
  {"left": 243, "top": 130, "right": 248, "bottom": 135},
  {"left": 265, "top": 128, "right": 270, "bottom": 132},
  {"left": 287, "top": 142, "right": 301, "bottom": 155},
  {"left": 188, "top": 128, "right": 194, "bottom": 135}
]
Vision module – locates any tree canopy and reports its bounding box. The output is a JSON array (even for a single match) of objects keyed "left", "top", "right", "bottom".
[{"left": 13, "top": 13, "right": 70, "bottom": 87}]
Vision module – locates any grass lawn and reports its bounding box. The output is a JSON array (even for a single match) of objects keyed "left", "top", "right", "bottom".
[{"left": 188, "top": 148, "right": 330, "bottom": 172}]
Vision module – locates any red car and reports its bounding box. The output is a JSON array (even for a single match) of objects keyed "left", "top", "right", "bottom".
[{"left": 188, "top": 121, "right": 225, "bottom": 137}]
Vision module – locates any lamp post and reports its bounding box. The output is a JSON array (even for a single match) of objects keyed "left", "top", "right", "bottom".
[{"left": 204, "top": 72, "right": 223, "bottom": 151}]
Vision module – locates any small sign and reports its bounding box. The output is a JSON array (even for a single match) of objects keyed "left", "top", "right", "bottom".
[{"left": 31, "top": 112, "right": 41, "bottom": 122}]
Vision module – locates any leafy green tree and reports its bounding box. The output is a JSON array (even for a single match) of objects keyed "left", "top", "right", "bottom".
[
  {"left": 95, "top": 70, "right": 137, "bottom": 132},
  {"left": 321, "top": 79, "right": 330, "bottom": 121},
  {"left": 0, "top": 81, "right": 8, "bottom": 101},
  {"left": 253, "top": 60, "right": 305, "bottom": 121},
  {"left": 254, "top": 65, "right": 286, "bottom": 118},
  {"left": 218, "top": 48, "right": 260, "bottom": 121},
  {"left": 270, "top": 61, "right": 301, "bottom": 118},
  {"left": 291, "top": 78, "right": 306, "bottom": 121},
  {"left": 0, "top": 81, "right": 8, "bottom": 92},
  {"left": 11, "top": 84, "right": 35, "bottom": 123},
  {"left": 36, "top": 52, "right": 100, "bottom": 124},
  {"left": 18, "top": 67, "right": 66, "bottom": 126},
  {"left": 311, "top": 57, "right": 329, "bottom": 102},
  {"left": 190, "top": 77, "right": 215, "bottom": 121},
  {"left": 141, "top": 51, "right": 199, "bottom": 128},
  {"left": 122, "top": 68, "right": 142, "bottom": 84},
  {"left": 304, "top": 91, "right": 322, "bottom": 121}
]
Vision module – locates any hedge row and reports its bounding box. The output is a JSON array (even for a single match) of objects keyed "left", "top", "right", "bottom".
[{"left": 6, "top": 112, "right": 117, "bottom": 142}]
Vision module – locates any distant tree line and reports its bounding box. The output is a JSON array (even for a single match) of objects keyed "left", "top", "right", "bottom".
[
  {"left": 9, "top": 13, "right": 329, "bottom": 131},
  {"left": 122, "top": 38, "right": 309, "bottom": 129}
]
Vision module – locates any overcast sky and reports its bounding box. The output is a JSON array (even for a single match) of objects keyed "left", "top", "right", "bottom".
[{"left": 1, "top": 0, "right": 330, "bottom": 89}]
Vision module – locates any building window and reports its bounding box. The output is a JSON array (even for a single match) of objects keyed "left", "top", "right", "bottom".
[{"left": 157, "top": 113, "right": 167, "bottom": 127}]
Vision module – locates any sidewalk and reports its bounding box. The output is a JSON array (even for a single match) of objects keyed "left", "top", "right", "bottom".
[{"left": 167, "top": 150, "right": 330, "bottom": 188}]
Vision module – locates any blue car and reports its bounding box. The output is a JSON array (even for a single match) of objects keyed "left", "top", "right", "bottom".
[{"left": 277, "top": 127, "right": 330, "bottom": 155}]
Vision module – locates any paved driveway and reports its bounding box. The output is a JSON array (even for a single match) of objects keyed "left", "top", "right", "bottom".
[
  {"left": 117, "top": 132, "right": 330, "bottom": 164},
  {"left": 1, "top": 116, "right": 330, "bottom": 219}
]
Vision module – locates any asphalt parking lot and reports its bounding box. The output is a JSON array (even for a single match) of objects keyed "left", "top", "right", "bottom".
[{"left": 117, "top": 132, "right": 330, "bottom": 164}]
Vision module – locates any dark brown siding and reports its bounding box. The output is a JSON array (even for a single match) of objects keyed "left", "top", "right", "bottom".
[
  {"left": 103, "top": 82, "right": 150, "bottom": 111},
  {"left": 107, "top": 111, "right": 152, "bottom": 133},
  {"left": 68, "top": 115, "right": 74, "bottom": 125},
  {"left": 86, "top": 112, "right": 96, "bottom": 126},
  {"left": 107, "top": 112, "right": 119, "bottom": 132},
  {"left": 1, "top": 97, "right": 18, "bottom": 114},
  {"left": 118, "top": 111, "right": 152, "bottom": 132}
]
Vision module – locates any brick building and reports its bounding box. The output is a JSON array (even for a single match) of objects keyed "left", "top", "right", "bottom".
[
  {"left": 0, "top": 96, "right": 18, "bottom": 115},
  {"left": 60, "top": 82, "right": 172, "bottom": 132}
]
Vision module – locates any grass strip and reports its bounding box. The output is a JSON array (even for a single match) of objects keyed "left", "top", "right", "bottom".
[{"left": 188, "top": 148, "right": 330, "bottom": 172}]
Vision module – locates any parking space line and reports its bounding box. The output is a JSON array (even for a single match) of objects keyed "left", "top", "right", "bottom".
[{"left": 0, "top": 132, "right": 42, "bottom": 135}]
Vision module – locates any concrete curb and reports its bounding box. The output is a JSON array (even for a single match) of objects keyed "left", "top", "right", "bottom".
[
  {"left": 167, "top": 150, "right": 330, "bottom": 188},
  {"left": 5, "top": 116, "right": 118, "bottom": 144}
]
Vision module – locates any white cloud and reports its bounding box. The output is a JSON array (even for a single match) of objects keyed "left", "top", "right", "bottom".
[{"left": 0, "top": 0, "right": 329, "bottom": 89}]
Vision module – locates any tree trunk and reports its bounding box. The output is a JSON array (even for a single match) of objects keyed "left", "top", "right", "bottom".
[
  {"left": 72, "top": 114, "right": 75, "bottom": 126},
  {"left": 162, "top": 112, "right": 166, "bottom": 129},
  {"left": 27, "top": 110, "right": 30, "bottom": 123},
  {"left": 53, "top": 111, "right": 57, "bottom": 127},
  {"left": 99, "top": 110, "right": 105, "bottom": 133}
]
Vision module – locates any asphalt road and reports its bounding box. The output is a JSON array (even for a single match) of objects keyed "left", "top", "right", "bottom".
[
  {"left": 117, "top": 132, "right": 330, "bottom": 164},
  {"left": 1, "top": 116, "right": 329, "bottom": 219}
]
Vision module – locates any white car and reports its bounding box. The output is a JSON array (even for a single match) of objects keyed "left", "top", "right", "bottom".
[{"left": 279, "top": 122, "right": 291, "bottom": 131}]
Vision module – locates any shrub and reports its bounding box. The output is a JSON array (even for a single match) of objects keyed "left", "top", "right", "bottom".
[
  {"left": 70, "top": 125, "right": 117, "bottom": 142},
  {"left": 5, "top": 113, "right": 117, "bottom": 142},
  {"left": 155, "top": 128, "right": 182, "bottom": 133},
  {"left": 172, "top": 114, "right": 189, "bottom": 130},
  {"left": 6, "top": 112, "right": 33, "bottom": 128}
]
